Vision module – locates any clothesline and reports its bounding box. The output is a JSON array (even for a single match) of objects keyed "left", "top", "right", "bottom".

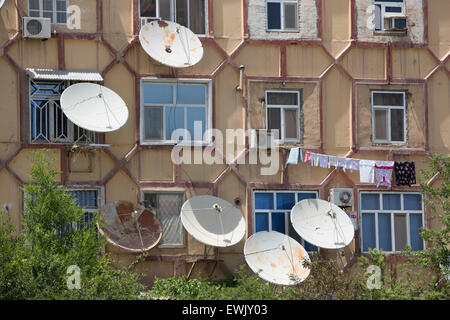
[{"left": 286, "top": 148, "right": 416, "bottom": 188}]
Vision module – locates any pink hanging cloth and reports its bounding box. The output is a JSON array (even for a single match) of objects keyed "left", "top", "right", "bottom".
[{"left": 375, "top": 161, "right": 395, "bottom": 188}]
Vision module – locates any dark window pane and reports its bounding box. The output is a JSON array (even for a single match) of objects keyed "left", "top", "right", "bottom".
[
  {"left": 165, "top": 107, "right": 185, "bottom": 140},
  {"left": 276, "top": 192, "right": 295, "bottom": 210},
  {"left": 56, "top": 0, "right": 67, "bottom": 11},
  {"left": 176, "top": 0, "right": 188, "bottom": 27},
  {"left": 159, "top": 0, "right": 171, "bottom": 20},
  {"left": 284, "top": 3, "right": 297, "bottom": 29},
  {"left": 255, "top": 212, "right": 269, "bottom": 232},
  {"left": 271, "top": 212, "right": 285, "bottom": 234},
  {"left": 374, "top": 108, "right": 388, "bottom": 140},
  {"left": 143, "top": 84, "right": 173, "bottom": 104},
  {"left": 267, "top": 2, "right": 281, "bottom": 30},
  {"left": 361, "top": 193, "right": 380, "bottom": 210},
  {"left": 267, "top": 92, "right": 298, "bottom": 105},
  {"left": 394, "top": 213, "right": 407, "bottom": 251},
  {"left": 189, "top": 0, "right": 205, "bottom": 34},
  {"left": 29, "top": 0, "right": 40, "bottom": 10},
  {"left": 141, "top": 0, "right": 157, "bottom": 17},
  {"left": 374, "top": 4, "right": 382, "bottom": 31},
  {"left": 284, "top": 108, "right": 298, "bottom": 139},
  {"left": 362, "top": 213, "right": 376, "bottom": 251},
  {"left": 255, "top": 193, "right": 274, "bottom": 210},
  {"left": 410, "top": 214, "right": 424, "bottom": 251},
  {"left": 373, "top": 92, "right": 404, "bottom": 106},
  {"left": 57, "top": 12, "right": 67, "bottom": 24},
  {"left": 43, "top": 0, "right": 53, "bottom": 11},
  {"left": 390, "top": 108, "right": 404, "bottom": 142},
  {"left": 144, "top": 107, "right": 163, "bottom": 140},
  {"left": 303, "top": 240, "right": 317, "bottom": 252},
  {"left": 297, "top": 192, "right": 317, "bottom": 201},
  {"left": 288, "top": 223, "right": 302, "bottom": 244},
  {"left": 382, "top": 194, "right": 401, "bottom": 210},
  {"left": 267, "top": 107, "right": 281, "bottom": 135},
  {"left": 378, "top": 213, "right": 392, "bottom": 251},
  {"left": 186, "top": 107, "right": 206, "bottom": 140},
  {"left": 404, "top": 194, "right": 422, "bottom": 211},
  {"left": 385, "top": 6, "right": 402, "bottom": 12},
  {"left": 176, "top": 84, "right": 205, "bottom": 104},
  {"left": 375, "top": 0, "right": 404, "bottom": 2}
]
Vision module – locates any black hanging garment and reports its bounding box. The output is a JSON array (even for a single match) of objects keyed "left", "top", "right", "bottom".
[{"left": 394, "top": 162, "right": 416, "bottom": 187}]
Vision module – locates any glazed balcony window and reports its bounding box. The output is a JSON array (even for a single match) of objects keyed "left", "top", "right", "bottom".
[
  {"left": 140, "top": 80, "right": 211, "bottom": 145},
  {"left": 265, "top": 90, "right": 301, "bottom": 144},
  {"left": 266, "top": 0, "right": 298, "bottom": 31},
  {"left": 139, "top": 0, "right": 206, "bottom": 35},
  {"left": 360, "top": 192, "right": 424, "bottom": 253},
  {"left": 371, "top": 91, "right": 406, "bottom": 144},
  {"left": 28, "top": 0, "right": 68, "bottom": 25},
  {"left": 253, "top": 191, "right": 318, "bottom": 251}
]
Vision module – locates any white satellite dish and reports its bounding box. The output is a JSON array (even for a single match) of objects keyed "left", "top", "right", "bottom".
[
  {"left": 290, "top": 199, "right": 355, "bottom": 250},
  {"left": 244, "top": 231, "right": 310, "bottom": 286},
  {"left": 139, "top": 20, "right": 203, "bottom": 68},
  {"left": 60, "top": 83, "right": 129, "bottom": 133},
  {"left": 180, "top": 195, "right": 246, "bottom": 248},
  {"left": 0, "top": 0, "right": 5, "bottom": 9}
]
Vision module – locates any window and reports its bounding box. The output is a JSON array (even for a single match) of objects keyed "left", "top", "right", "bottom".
[
  {"left": 28, "top": 0, "right": 68, "bottom": 25},
  {"left": 69, "top": 189, "right": 101, "bottom": 230},
  {"left": 141, "top": 80, "right": 211, "bottom": 144},
  {"left": 139, "top": 0, "right": 206, "bottom": 34},
  {"left": 266, "top": 0, "right": 298, "bottom": 31},
  {"left": 29, "top": 80, "right": 99, "bottom": 144},
  {"left": 373, "top": 0, "right": 405, "bottom": 32},
  {"left": 360, "top": 192, "right": 424, "bottom": 252},
  {"left": 253, "top": 191, "right": 318, "bottom": 251},
  {"left": 265, "top": 90, "right": 301, "bottom": 143},
  {"left": 143, "top": 191, "right": 185, "bottom": 247},
  {"left": 371, "top": 91, "right": 406, "bottom": 144}
]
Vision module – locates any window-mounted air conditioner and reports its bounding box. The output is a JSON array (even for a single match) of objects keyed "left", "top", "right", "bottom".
[
  {"left": 384, "top": 16, "right": 408, "bottom": 31},
  {"left": 140, "top": 16, "right": 162, "bottom": 28},
  {"left": 330, "top": 188, "right": 354, "bottom": 207},
  {"left": 23, "top": 17, "right": 51, "bottom": 39},
  {"left": 249, "top": 129, "right": 276, "bottom": 149}
]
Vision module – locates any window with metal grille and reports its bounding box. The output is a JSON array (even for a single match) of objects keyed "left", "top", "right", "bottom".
[
  {"left": 143, "top": 192, "right": 185, "bottom": 247},
  {"left": 29, "top": 80, "right": 99, "bottom": 144},
  {"left": 139, "top": 0, "right": 206, "bottom": 34},
  {"left": 253, "top": 191, "right": 318, "bottom": 251},
  {"left": 28, "top": 0, "right": 68, "bottom": 25},
  {"left": 266, "top": 0, "right": 298, "bottom": 31},
  {"left": 360, "top": 192, "right": 424, "bottom": 252},
  {"left": 371, "top": 91, "right": 406, "bottom": 144},
  {"left": 265, "top": 90, "right": 301, "bottom": 143}
]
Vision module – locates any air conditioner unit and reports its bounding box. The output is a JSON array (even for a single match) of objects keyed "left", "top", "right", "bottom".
[
  {"left": 140, "top": 16, "right": 161, "bottom": 28},
  {"left": 330, "top": 188, "right": 354, "bottom": 207},
  {"left": 23, "top": 17, "right": 51, "bottom": 39},
  {"left": 384, "top": 16, "right": 408, "bottom": 31},
  {"left": 249, "top": 129, "right": 277, "bottom": 149}
]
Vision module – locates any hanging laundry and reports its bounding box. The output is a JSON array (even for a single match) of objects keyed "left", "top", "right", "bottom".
[
  {"left": 286, "top": 147, "right": 303, "bottom": 165},
  {"left": 329, "top": 156, "right": 338, "bottom": 167},
  {"left": 375, "top": 161, "right": 395, "bottom": 188},
  {"left": 394, "top": 161, "right": 416, "bottom": 187},
  {"left": 319, "top": 154, "right": 329, "bottom": 168},
  {"left": 337, "top": 157, "right": 347, "bottom": 171},
  {"left": 351, "top": 159, "right": 360, "bottom": 172},
  {"left": 359, "top": 160, "right": 376, "bottom": 183},
  {"left": 311, "top": 153, "right": 320, "bottom": 167},
  {"left": 304, "top": 151, "right": 311, "bottom": 162}
]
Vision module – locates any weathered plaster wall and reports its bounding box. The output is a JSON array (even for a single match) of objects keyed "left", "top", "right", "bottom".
[{"left": 248, "top": 0, "right": 318, "bottom": 39}]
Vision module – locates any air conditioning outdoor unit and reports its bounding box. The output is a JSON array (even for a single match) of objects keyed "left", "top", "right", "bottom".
[
  {"left": 330, "top": 188, "right": 354, "bottom": 207},
  {"left": 384, "top": 16, "right": 408, "bottom": 31},
  {"left": 23, "top": 17, "right": 51, "bottom": 39}
]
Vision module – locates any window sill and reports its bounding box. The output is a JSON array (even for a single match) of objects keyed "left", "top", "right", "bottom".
[
  {"left": 266, "top": 29, "right": 299, "bottom": 33},
  {"left": 373, "top": 30, "right": 408, "bottom": 37}
]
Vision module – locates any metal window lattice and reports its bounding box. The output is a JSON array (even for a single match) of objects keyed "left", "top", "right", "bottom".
[
  {"left": 157, "top": 194, "right": 184, "bottom": 246},
  {"left": 30, "top": 80, "right": 99, "bottom": 144}
]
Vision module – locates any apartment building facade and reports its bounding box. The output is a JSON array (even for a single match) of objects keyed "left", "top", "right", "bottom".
[{"left": 0, "top": 0, "right": 448, "bottom": 284}]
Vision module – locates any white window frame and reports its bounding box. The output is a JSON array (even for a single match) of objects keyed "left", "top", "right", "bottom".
[
  {"left": 29, "top": 79, "right": 99, "bottom": 145},
  {"left": 371, "top": 90, "right": 406, "bottom": 144},
  {"left": 266, "top": 0, "right": 298, "bottom": 32},
  {"left": 142, "top": 190, "right": 185, "bottom": 248},
  {"left": 138, "top": 0, "right": 207, "bottom": 35},
  {"left": 373, "top": 0, "right": 406, "bottom": 32},
  {"left": 265, "top": 90, "right": 301, "bottom": 144},
  {"left": 360, "top": 191, "right": 425, "bottom": 253},
  {"left": 253, "top": 190, "right": 318, "bottom": 252},
  {"left": 140, "top": 78, "right": 212, "bottom": 146},
  {"left": 28, "top": 0, "right": 69, "bottom": 25}
]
